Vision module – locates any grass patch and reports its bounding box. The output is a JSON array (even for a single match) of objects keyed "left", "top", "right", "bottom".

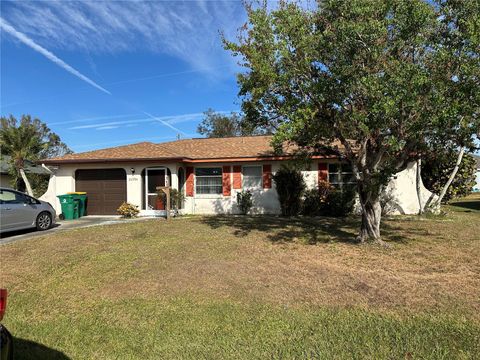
[
  {"left": 9, "top": 296, "right": 479, "bottom": 360},
  {"left": 1, "top": 194, "right": 479, "bottom": 359}
]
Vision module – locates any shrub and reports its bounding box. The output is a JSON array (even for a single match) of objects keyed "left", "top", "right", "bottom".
[
  {"left": 302, "top": 181, "right": 355, "bottom": 217},
  {"left": 236, "top": 190, "right": 254, "bottom": 215},
  {"left": 117, "top": 202, "right": 140, "bottom": 218},
  {"left": 273, "top": 167, "right": 306, "bottom": 216},
  {"left": 170, "top": 189, "right": 185, "bottom": 211},
  {"left": 302, "top": 180, "right": 331, "bottom": 216},
  {"left": 156, "top": 189, "right": 185, "bottom": 211},
  {"left": 326, "top": 186, "right": 356, "bottom": 217},
  {"left": 302, "top": 189, "right": 323, "bottom": 216}
]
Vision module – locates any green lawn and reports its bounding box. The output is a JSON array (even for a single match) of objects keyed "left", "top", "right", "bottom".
[{"left": 1, "top": 194, "right": 479, "bottom": 359}]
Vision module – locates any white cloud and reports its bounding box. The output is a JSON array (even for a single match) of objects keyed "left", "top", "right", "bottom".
[
  {"left": 0, "top": 18, "right": 111, "bottom": 94},
  {"left": 1, "top": 0, "right": 245, "bottom": 75}
]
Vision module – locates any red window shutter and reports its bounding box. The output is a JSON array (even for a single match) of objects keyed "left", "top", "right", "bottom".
[
  {"left": 318, "top": 163, "right": 328, "bottom": 183},
  {"left": 263, "top": 164, "right": 272, "bottom": 189},
  {"left": 186, "top": 166, "right": 194, "bottom": 197},
  {"left": 222, "top": 166, "right": 231, "bottom": 196},
  {"left": 232, "top": 165, "right": 242, "bottom": 189}
]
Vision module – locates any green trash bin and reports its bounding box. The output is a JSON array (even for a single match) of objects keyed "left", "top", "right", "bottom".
[
  {"left": 57, "top": 194, "right": 80, "bottom": 220},
  {"left": 67, "top": 192, "right": 88, "bottom": 217},
  {"left": 73, "top": 199, "right": 80, "bottom": 219}
]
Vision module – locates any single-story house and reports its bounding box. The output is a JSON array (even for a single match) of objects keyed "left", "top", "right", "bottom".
[
  {"left": 40, "top": 135, "right": 435, "bottom": 216},
  {"left": 0, "top": 155, "right": 51, "bottom": 188}
]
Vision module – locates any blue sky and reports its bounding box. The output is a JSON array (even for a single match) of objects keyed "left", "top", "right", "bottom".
[{"left": 0, "top": 1, "right": 246, "bottom": 152}]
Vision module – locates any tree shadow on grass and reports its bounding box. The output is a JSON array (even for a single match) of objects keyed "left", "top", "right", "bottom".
[
  {"left": 201, "top": 215, "right": 428, "bottom": 245},
  {"left": 448, "top": 199, "right": 480, "bottom": 212},
  {"left": 380, "top": 223, "right": 431, "bottom": 244},
  {"left": 13, "top": 337, "right": 70, "bottom": 360},
  {"left": 201, "top": 215, "right": 413, "bottom": 245}
]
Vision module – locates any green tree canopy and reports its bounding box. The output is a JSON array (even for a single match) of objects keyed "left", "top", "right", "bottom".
[
  {"left": 197, "top": 108, "right": 271, "bottom": 138},
  {"left": 224, "top": 0, "right": 480, "bottom": 242},
  {"left": 0, "top": 114, "right": 71, "bottom": 195},
  {"left": 197, "top": 109, "right": 244, "bottom": 138}
]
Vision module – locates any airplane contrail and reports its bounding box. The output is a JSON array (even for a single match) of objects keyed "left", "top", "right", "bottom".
[
  {"left": 107, "top": 65, "right": 232, "bottom": 86},
  {"left": 0, "top": 18, "right": 111, "bottom": 95},
  {"left": 49, "top": 113, "right": 138, "bottom": 126},
  {"left": 142, "top": 111, "right": 188, "bottom": 136}
]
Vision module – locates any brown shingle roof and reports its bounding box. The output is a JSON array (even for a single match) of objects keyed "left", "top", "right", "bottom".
[
  {"left": 160, "top": 136, "right": 279, "bottom": 159},
  {"left": 47, "top": 141, "right": 179, "bottom": 162},
  {"left": 42, "top": 135, "right": 343, "bottom": 164}
]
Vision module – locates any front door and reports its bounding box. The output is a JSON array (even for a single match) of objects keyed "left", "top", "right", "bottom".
[{"left": 145, "top": 168, "right": 168, "bottom": 210}]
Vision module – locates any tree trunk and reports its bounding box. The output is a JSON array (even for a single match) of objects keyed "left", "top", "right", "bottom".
[
  {"left": 19, "top": 167, "right": 34, "bottom": 196},
  {"left": 356, "top": 184, "right": 383, "bottom": 244},
  {"left": 416, "top": 158, "right": 423, "bottom": 215},
  {"left": 436, "top": 147, "right": 465, "bottom": 205},
  {"left": 358, "top": 198, "right": 382, "bottom": 242}
]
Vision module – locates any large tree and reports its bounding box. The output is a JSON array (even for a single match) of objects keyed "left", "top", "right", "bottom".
[
  {"left": 417, "top": 0, "right": 480, "bottom": 208},
  {"left": 197, "top": 109, "right": 246, "bottom": 138},
  {"left": 224, "top": 0, "right": 479, "bottom": 243},
  {"left": 197, "top": 108, "right": 271, "bottom": 138},
  {"left": 0, "top": 115, "right": 71, "bottom": 195}
]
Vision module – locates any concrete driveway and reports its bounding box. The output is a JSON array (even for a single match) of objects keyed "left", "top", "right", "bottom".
[{"left": 0, "top": 216, "right": 157, "bottom": 245}]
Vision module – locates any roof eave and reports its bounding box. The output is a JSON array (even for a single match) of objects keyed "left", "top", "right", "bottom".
[
  {"left": 40, "top": 154, "right": 339, "bottom": 165},
  {"left": 184, "top": 154, "right": 339, "bottom": 163},
  {"left": 40, "top": 157, "right": 189, "bottom": 165}
]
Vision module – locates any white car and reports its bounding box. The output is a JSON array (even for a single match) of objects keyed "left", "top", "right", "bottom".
[{"left": 0, "top": 187, "right": 56, "bottom": 233}]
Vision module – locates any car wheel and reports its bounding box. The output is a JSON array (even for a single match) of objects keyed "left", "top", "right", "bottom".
[{"left": 36, "top": 212, "right": 52, "bottom": 231}]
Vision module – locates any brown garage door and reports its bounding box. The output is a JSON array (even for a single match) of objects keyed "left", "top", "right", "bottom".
[{"left": 75, "top": 169, "right": 126, "bottom": 215}]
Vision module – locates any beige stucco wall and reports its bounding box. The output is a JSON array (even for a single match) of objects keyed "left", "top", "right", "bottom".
[
  {"left": 40, "top": 160, "right": 325, "bottom": 216},
  {"left": 185, "top": 161, "right": 280, "bottom": 215},
  {"left": 195, "top": 160, "right": 437, "bottom": 216},
  {"left": 40, "top": 162, "right": 179, "bottom": 214},
  {"left": 40, "top": 159, "right": 435, "bottom": 216},
  {"left": 382, "top": 161, "right": 438, "bottom": 215},
  {"left": 184, "top": 160, "right": 325, "bottom": 215}
]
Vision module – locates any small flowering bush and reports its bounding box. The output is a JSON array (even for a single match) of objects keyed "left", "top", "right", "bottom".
[{"left": 117, "top": 202, "right": 140, "bottom": 218}]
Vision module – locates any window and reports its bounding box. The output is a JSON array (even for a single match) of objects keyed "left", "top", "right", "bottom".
[
  {"left": 328, "top": 163, "right": 355, "bottom": 189},
  {"left": 195, "top": 167, "right": 222, "bottom": 194},
  {"left": 242, "top": 166, "right": 262, "bottom": 189},
  {"left": 0, "top": 190, "right": 27, "bottom": 204}
]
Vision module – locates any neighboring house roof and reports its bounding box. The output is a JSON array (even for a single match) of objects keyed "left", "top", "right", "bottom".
[
  {"left": 42, "top": 135, "right": 346, "bottom": 164},
  {"left": 0, "top": 155, "right": 51, "bottom": 175}
]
